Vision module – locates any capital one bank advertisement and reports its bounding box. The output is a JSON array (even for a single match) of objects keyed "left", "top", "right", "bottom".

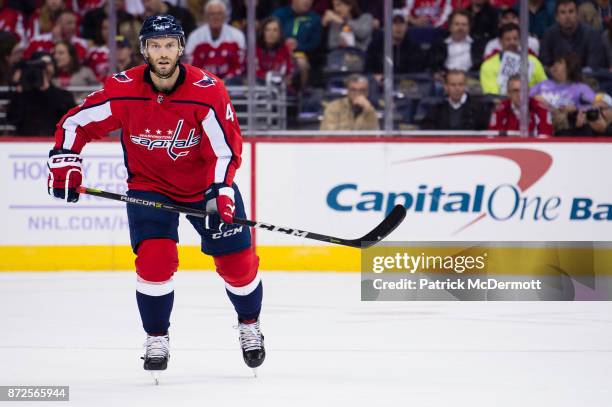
[{"left": 255, "top": 141, "right": 611, "bottom": 245}]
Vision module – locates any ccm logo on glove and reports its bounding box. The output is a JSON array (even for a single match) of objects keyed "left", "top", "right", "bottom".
[
  {"left": 50, "top": 156, "right": 83, "bottom": 164},
  {"left": 47, "top": 149, "right": 83, "bottom": 202}
]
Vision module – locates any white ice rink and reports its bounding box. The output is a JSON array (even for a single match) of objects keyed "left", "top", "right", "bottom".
[{"left": 2, "top": 271, "right": 612, "bottom": 407}]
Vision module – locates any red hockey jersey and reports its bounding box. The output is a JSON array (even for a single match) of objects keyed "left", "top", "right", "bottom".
[
  {"left": 0, "top": 7, "right": 26, "bottom": 44},
  {"left": 256, "top": 44, "right": 294, "bottom": 80},
  {"left": 26, "top": 8, "right": 83, "bottom": 39},
  {"left": 24, "top": 33, "right": 88, "bottom": 62},
  {"left": 86, "top": 45, "right": 110, "bottom": 82},
  {"left": 69, "top": 0, "right": 105, "bottom": 15},
  {"left": 53, "top": 64, "right": 243, "bottom": 202},
  {"left": 404, "top": 0, "right": 453, "bottom": 28},
  {"left": 185, "top": 24, "right": 245, "bottom": 79},
  {"left": 488, "top": 98, "right": 553, "bottom": 138}
]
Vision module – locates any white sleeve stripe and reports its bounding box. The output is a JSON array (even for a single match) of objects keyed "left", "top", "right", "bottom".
[
  {"left": 62, "top": 101, "right": 112, "bottom": 150},
  {"left": 202, "top": 108, "right": 233, "bottom": 183}
]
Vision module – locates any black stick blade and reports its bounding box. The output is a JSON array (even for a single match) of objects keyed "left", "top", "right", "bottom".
[{"left": 346, "top": 205, "right": 407, "bottom": 249}]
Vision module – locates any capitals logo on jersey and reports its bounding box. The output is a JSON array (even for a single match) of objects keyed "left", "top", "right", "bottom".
[
  {"left": 194, "top": 71, "right": 216, "bottom": 88},
  {"left": 130, "top": 119, "right": 201, "bottom": 161}
]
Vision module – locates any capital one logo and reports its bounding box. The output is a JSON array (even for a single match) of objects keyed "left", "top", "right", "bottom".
[{"left": 327, "top": 148, "right": 555, "bottom": 234}]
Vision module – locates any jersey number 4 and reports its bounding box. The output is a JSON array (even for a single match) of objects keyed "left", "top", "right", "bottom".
[{"left": 226, "top": 104, "right": 235, "bottom": 122}]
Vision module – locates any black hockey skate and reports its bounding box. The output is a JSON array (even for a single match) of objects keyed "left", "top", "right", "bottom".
[
  {"left": 141, "top": 334, "right": 169, "bottom": 384},
  {"left": 238, "top": 319, "right": 265, "bottom": 374}
]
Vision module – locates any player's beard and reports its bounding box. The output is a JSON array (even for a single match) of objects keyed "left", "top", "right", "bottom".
[{"left": 148, "top": 56, "right": 180, "bottom": 80}]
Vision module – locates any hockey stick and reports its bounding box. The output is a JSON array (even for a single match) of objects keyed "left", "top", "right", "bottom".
[{"left": 76, "top": 186, "right": 406, "bottom": 249}]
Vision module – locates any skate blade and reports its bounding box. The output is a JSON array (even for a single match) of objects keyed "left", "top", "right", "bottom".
[
  {"left": 252, "top": 368, "right": 258, "bottom": 378},
  {"left": 151, "top": 371, "right": 161, "bottom": 385}
]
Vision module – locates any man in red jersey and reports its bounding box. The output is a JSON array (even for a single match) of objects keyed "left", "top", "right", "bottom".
[
  {"left": 25, "top": 9, "right": 88, "bottom": 62},
  {"left": 46, "top": 14, "right": 265, "bottom": 379},
  {"left": 185, "top": 0, "right": 245, "bottom": 80},
  {"left": 489, "top": 75, "right": 553, "bottom": 137}
]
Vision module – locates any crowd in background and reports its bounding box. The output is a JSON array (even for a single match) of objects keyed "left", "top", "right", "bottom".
[{"left": 1, "top": 0, "right": 612, "bottom": 135}]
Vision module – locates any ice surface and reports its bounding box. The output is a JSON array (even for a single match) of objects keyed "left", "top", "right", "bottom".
[{"left": 1, "top": 271, "right": 612, "bottom": 407}]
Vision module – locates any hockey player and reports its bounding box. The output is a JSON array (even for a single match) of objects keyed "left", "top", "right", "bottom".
[{"left": 46, "top": 14, "right": 265, "bottom": 380}]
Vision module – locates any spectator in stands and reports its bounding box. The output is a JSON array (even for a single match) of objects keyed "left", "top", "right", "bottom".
[
  {"left": 273, "top": 0, "right": 322, "bottom": 88},
  {"left": 577, "top": 93, "right": 612, "bottom": 135},
  {"left": 0, "top": 31, "right": 21, "bottom": 86},
  {"left": 230, "top": 0, "right": 272, "bottom": 31},
  {"left": 519, "top": 0, "right": 555, "bottom": 39},
  {"left": 366, "top": 10, "right": 427, "bottom": 74},
  {"left": 3, "top": 0, "right": 32, "bottom": 15},
  {"left": 274, "top": 0, "right": 323, "bottom": 54},
  {"left": 428, "top": 9, "right": 482, "bottom": 76},
  {"left": 540, "top": 0, "right": 603, "bottom": 70},
  {"left": 30, "top": 51, "right": 56, "bottom": 84},
  {"left": 81, "top": 0, "right": 136, "bottom": 43},
  {"left": 484, "top": 9, "right": 540, "bottom": 58},
  {"left": 26, "top": 0, "right": 65, "bottom": 39},
  {"left": 86, "top": 16, "right": 111, "bottom": 82},
  {"left": 578, "top": 0, "right": 611, "bottom": 31},
  {"left": 566, "top": 92, "right": 612, "bottom": 135},
  {"left": 186, "top": 0, "right": 246, "bottom": 80},
  {"left": 202, "top": 0, "right": 233, "bottom": 19},
  {"left": 256, "top": 16, "right": 295, "bottom": 87},
  {"left": 320, "top": 74, "right": 379, "bottom": 130},
  {"left": 420, "top": 69, "right": 490, "bottom": 130},
  {"left": 530, "top": 53, "right": 594, "bottom": 133},
  {"left": 357, "top": 0, "right": 384, "bottom": 30},
  {"left": 489, "top": 75, "right": 553, "bottom": 137},
  {"left": 7, "top": 57, "right": 76, "bottom": 136},
  {"left": 322, "top": 0, "right": 373, "bottom": 51},
  {"left": 24, "top": 10, "right": 88, "bottom": 62},
  {"left": 122, "top": 0, "right": 145, "bottom": 16},
  {"left": 52, "top": 41, "right": 99, "bottom": 91},
  {"left": 117, "top": 10, "right": 143, "bottom": 50},
  {"left": 490, "top": 0, "right": 518, "bottom": 9},
  {"left": 480, "top": 23, "right": 547, "bottom": 95},
  {"left": 311, "top": 0, "right": 332, "bottom": 15},
  {"left": 403, "top": 0, "right": 452, "bottom": 28},
  {"left": 602, "top": 19, "right": 612, "bottom": 69},
  {"left": 85, "top": 16, "right": 139, "bottom": 82},
  {"left": 73, "top": 0, "right": 107, "bottom": 16},
  {"left": 0, "top": 0, "right": 26, "bottom": 45},
  {"left": 468, "top": 0, "right": 499, "bottom": 53},
  {"left": 143, "top": 0, "right": 196, "bottom": 37},
  {"left": 116, "top": 37, "right": 139, "bottom": 73}
]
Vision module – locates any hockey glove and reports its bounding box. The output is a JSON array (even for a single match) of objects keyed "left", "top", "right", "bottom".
[
  {"left": 47, "top": 149, "right": 83, "bottom": 202},
  {"left": 204, "top": 183, "right": 235, "bottom": 230}
]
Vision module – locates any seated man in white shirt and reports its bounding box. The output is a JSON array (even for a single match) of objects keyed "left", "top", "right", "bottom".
[{"left": 428, "top": 9, "right": 482, "bottom": 80}]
